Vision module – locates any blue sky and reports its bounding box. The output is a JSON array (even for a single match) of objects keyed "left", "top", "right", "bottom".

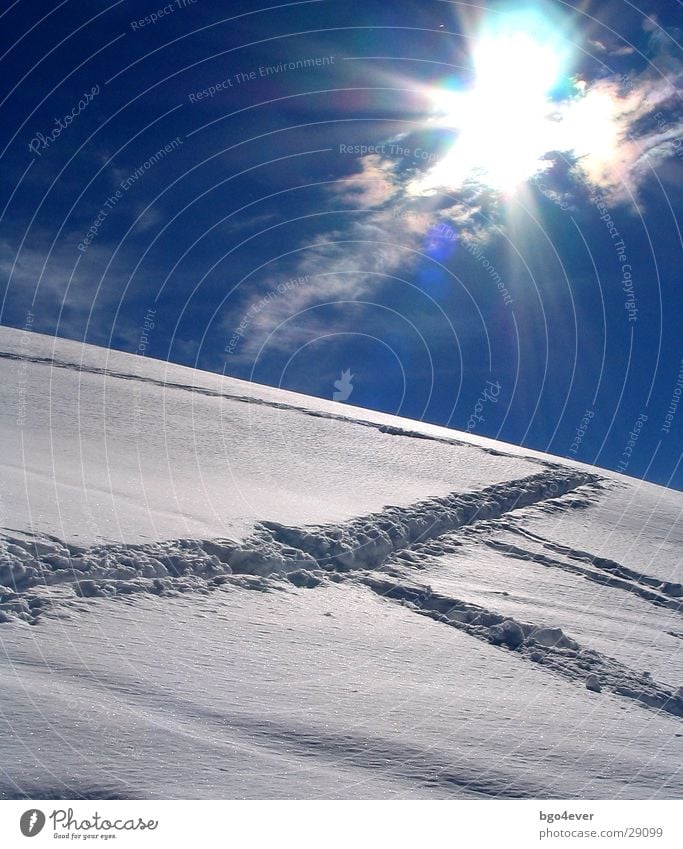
[{"left": 1, "top": 0, "right": 682, "bottom": 488}]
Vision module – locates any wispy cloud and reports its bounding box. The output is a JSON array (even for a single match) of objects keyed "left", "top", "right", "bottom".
[
  {"left": 0, "top": 234, "right": 143, "bottom": 344},
  {"left": 565, "top": 71, "right": 683, "bottom": 203},
  {"left": 588, "top": 39, "right": 635, "bottom": 58},
  {"left": 222, "top": 13, "right": 683, "bottom": 367},
  {"left": 328, "top": 154, "right": 400, "bottom": 208},
  {"left": 221, "top": 151, "right": 485, "bottom": 364}
]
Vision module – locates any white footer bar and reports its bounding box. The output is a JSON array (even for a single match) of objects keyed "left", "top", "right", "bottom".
[{"left": 0, "top": 799, "right": 680, "bottom": 849}]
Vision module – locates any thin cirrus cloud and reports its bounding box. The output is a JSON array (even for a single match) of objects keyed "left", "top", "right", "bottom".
[
  {"left": 100, "top": 55, "right": 683, "bottom": 371},
  {"left": 219, "top": 151, "right": 474, "bottom": 367},
  {"left": 563, "top": 71, "right": 683, "bottom": 203},
  {"left": 0, "top": 233, "right": 142, "bottom": 345},
  {"left": 222, "top": 45, "right": 683, "bottom": 368}
]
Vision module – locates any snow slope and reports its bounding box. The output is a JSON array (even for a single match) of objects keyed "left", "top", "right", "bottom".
[
  {"left": 0, "top": 326, "right": 541, "bottom": 545},
  {"left": 0, "top": 327, "right": 681, "bottom": 799}
]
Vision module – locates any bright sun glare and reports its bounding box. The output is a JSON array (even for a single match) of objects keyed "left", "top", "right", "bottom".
[{"left": 415, "top": 11, "right": 610, "bottom": 195}]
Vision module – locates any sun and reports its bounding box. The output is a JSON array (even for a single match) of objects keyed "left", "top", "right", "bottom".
[{"left": 416, "top": 11, "right": 573, "bottom": 194}]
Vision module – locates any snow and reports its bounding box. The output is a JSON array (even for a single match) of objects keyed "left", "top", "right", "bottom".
[
  {"left": 1, "top": 586, "right": 681, "bottom": 800},
  {"left": 0, "top": 327, "right": 682, "bottom": 799},
  {"left": 0, "top": 326, "right": 540, "bottom": 546}
]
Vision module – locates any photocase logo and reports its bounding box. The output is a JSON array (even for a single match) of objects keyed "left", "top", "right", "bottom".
[
  {"left": 333, "top": 368, "right": 354, "bottom": 402},
  {"left": 20, "top": 809, "right": 46, "bottom": 837},
  {"left": 466, "top": 379, "right": 502, "bottom": 432}
]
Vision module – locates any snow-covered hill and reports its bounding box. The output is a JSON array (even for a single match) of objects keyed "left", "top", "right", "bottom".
[{"left": 0, "top": 326, "right": 681, "bottom": 799}]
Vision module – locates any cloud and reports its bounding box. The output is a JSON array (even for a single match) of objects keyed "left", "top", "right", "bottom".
[
  {"left": 0, "top": 234, "right": 143, "bottom": 344},
  {"left": 588, "top": 39, "right": 635, "bottom": 57},
  {"left": 408, "top": 62, "right": 682, "bottom": 208},
  {"left": 221, "top": 151, "right": 487, "bottom": 366},
  {"left": 565, "top": 70, "right": 683, "bottom": 203},
  {"left": 220, "top": 28, "right": 683, "bottom": 367},
  {"left": 328, "top": 155, "right": 400, "bottom": 208},
  {"left": 566, "top": 18, "right": 683, "bottom": 202},
  {"left": 642, "top": 15, "right": 661, "bottom": 34}
]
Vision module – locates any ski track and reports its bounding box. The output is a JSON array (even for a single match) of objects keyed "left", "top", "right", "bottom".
[
  {"left": 2, "top": 466, "right": 682, "bottom": 718},
  {"left": 483, "top": 536, "right": 683, "bottom": 612}
]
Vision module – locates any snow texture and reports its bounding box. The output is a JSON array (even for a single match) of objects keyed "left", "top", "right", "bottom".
[{"left": 1, "top": 328, "right": 682, "bottom": 799}]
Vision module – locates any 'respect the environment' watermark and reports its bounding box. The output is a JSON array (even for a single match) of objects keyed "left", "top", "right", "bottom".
[
  {"left": 28, "top": 86, "right": 100, "bottom": 157},
  {"left": 130, "top": 0, "right": 197, "bottom": 30},
  {"left": 391, "top": 213, "right": 513, "bottom": 305},
  {"left": 188, "top": 56, "right": 335, "bottom": 102},
  {"left": 77, "top": 137, "right": 183, "bottom": 252},
  {"left": 661, "top": 358, "right": 683, "bottom": 435},
  {"left": 456, "top": 234, "right": 513, "bottom": 306}
]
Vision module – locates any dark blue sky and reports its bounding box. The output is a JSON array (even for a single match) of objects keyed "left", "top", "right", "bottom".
[{"left": 1, "top": 0, "right": 682, "bottom": 488}]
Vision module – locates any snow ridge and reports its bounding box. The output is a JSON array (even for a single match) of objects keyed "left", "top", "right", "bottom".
[
  {"left": 259, "top": 469, "right": 603, "bottom": 572},
  {"left": 2, "top": 467, "right": 682, "bottom": 718},
  {"left": 1, "top": 469, "right": 600, "bottom": 604}
]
